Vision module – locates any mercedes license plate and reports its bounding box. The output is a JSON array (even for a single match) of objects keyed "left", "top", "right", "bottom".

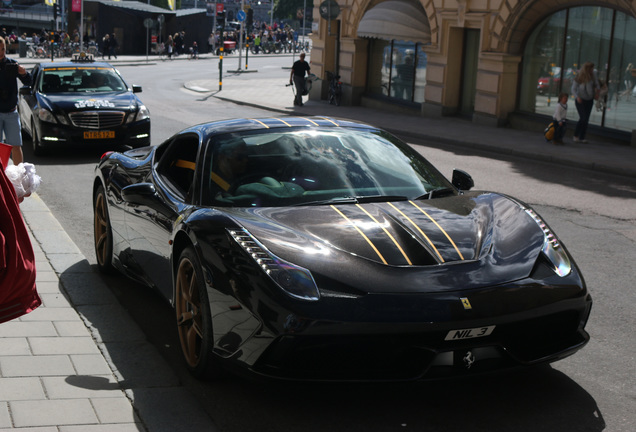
[{"left": 84, "top": 131, "right": 115, "bottom": 139}]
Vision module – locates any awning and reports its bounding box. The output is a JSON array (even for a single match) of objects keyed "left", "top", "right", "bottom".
[{"left": 357, "top": 0, "right": 431, "bottom": 44}]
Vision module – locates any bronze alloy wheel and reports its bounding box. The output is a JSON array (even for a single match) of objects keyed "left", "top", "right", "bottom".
[
  {"left": 93, "top": 185, "right": 113, "bottom": 273},
  {"left": 175, "top": 247, "right": 216, "bottom": 378}
]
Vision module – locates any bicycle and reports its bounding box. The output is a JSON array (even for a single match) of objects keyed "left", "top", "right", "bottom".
[
  {"left": 326, "top": 71, "right": 342, "bottom": 106},
  {"left": 86, "top": 42, "right": 101, "bottom": 57},
  {"left": 261, "top": 40, "right": 282, "bottom": 54}
]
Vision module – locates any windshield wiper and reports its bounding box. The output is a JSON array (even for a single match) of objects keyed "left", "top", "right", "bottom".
[
  {"left": 354, "top": 195, "right": 409, "bottom": 203},
  {"left": 296, "top": 195, "right": 409, "bottom": 206},
  {"left": 414, "top": 187, "right": 456, "bottom": 200},
  {"left": 294, "top": 197, "right": 360, "bottom": 206}
]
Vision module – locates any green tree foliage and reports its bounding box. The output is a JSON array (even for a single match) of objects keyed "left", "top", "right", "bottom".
[{"left": 274, "top": 0, "right": 314, "bottom": 21}]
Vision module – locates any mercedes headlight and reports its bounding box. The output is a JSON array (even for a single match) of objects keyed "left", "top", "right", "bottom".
[
  {"left": 126, "top": 104, "right": 149, "bottom": 123},
  {"left": 37, "top": 108, "right": 57, "bottom": 124}
]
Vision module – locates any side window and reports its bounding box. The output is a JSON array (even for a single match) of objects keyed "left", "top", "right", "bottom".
[
  {"left": 29, "top": 66, "right": 40, "bottom": 90},
  {"left": 155, "top": 135, "right": 200, "bottom": 201}
]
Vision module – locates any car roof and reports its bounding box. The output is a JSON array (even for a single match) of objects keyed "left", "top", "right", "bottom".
[
  {"left": 187, "top": 117, "right": 380, "bottom": 136},
  {"left": 37, "top": 61, "right": 115, "bottom": 69}
]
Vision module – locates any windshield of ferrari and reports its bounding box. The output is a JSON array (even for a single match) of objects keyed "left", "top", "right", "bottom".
[
  {"left": 39, "top": 67, "right": 127, "bottom": 94},
  {"left": 203, "top": 128, "right": 453, "bottom": 207}
]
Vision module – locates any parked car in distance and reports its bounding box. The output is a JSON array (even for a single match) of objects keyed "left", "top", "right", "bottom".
[{"left": 18, "top": 54, "right": 150, "bottom": 155}]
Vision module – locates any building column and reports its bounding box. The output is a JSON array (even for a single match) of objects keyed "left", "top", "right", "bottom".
[
  {"left": 308, "top": 17, "right": 339, "bottom": 102},
  {"left": 473, "top": 52, "right": 522, "bottom": 127},
  {"left": 339, "top": 36, "right": 368, "bottom": 105}
]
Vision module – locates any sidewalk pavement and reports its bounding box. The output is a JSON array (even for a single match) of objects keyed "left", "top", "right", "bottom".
[{"left": 3, "top": 54, "right": 634, "bottom": 431}]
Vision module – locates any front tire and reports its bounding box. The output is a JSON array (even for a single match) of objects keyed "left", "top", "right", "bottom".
[
  {"left": 175, "top": 247, "right": 218, "bottom": 379},
  {"left": 31, "top": 121, "right": 45, "bottom": 156},
  {"left": 93, "top": 185, "right": 114, "bottom": 273}
]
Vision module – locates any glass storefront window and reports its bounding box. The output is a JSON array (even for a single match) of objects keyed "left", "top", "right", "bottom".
[
  {"left": 520, "top": 6, "right": 636, "bottom": 133},
  {"left": 367, "top": 39, "right": 427, "bottom": 104}
]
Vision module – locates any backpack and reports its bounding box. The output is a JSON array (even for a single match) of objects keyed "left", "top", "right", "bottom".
[{"left": 544, "top": 122, "right": 555, "bottom": 141}]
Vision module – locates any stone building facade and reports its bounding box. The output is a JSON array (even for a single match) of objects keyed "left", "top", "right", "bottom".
[{"left": 309, "top": 0, "right": 636, "bottom": 143}]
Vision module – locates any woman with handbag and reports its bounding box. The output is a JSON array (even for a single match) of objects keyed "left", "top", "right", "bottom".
[{"left": 571, "top": 62, "right": 600, "bottom": 143}]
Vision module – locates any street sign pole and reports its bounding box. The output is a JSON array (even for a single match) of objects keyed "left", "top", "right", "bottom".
[
  {"left": 219, "top": 35, "right": 223, "bottom": 91},
  {"left": 143, "top": 18, "right": 154, "bottom": 62},
  {"left": 217, "top": 6, "right": 225, "bottom": 90},
  {"left": 245, "top": 37, "right": 249, "bottom": 70},
  {"left": 237, "top": 2, "right": 246, "bottom": 72}
]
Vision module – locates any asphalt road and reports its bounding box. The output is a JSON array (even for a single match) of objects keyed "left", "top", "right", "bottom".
[{"left": 22, "top": 56, "right": 636, "bottom": 432}]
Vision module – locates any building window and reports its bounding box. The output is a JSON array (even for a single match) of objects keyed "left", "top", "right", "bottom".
[
  {"left": 520, "top": 6, "right": 636, "bottom": 133},
  {"left": 367, "top": 39, "right": 427, "bottom": 104}
]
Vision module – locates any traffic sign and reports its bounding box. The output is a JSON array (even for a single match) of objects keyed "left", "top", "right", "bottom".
[
  {"left": 237, "top": 10, "right": 246, "bottom": 22},
  {"left": 319, "top": 0, "right": 340, "bottom": 20}
]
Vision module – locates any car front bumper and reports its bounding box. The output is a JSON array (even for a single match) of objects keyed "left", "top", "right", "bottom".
[
  {"left": 209, "top": 268, "right": 592, "bottom": 382},
  {"left": 36, "top": 118, "right": 150, "bottom": 149}
]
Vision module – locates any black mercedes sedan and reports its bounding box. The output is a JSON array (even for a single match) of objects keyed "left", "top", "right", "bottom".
[
  {"left": 93, "top": 117, "right": 592, "bottom": 381},
  {"left": 18, "top": 55, "right": 150, "bottom": 155}
]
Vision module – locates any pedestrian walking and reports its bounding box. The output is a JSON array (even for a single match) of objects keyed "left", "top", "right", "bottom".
[
  {"left": 109, "top": 33, "right": 118, "bottom": 59},
  {"left": 166, "top": 35, "right": 174, "bottom": 59},
  {"left": 571, "top": 61, "right": 600, "bottom": 143},
  {"left": 174, "top": 32, "right": 182, "bottom": 56},
  {"left": 0, "top": 37, "right": 31, "bottom": 165},
  {"left": 101, "top": 34, "right": 110, "bottom": 59},
  {"left": 551, "top": 92, "right": 568, "bottom": 145},
  {"left": 208, "top": 33, "right": 215, "bottom": 53},
  {"left": 289, "top": 52, "right": 310, "bottom": 106}
]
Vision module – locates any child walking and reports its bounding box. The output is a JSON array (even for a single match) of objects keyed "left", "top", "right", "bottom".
[{"left": 552, "top": 92, "right": 568, "bottom": 145}]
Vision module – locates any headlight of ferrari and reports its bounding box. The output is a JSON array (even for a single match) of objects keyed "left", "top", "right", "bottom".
[
  {"left": 126, "top": 105, "right": 149, "bottom": 123},
  {"left": 229, "top": 228, "right": 320, "bottom": 301},
  {"left": 525, "top": 208, "right": 571, "bottom": 277}
]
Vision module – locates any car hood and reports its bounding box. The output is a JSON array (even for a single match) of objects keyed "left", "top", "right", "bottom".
[
  {"left": 40, "top": 92, "right": 139, "bottom": 111},
  {"left": 219, "top": 192, "right": 546, "bottom": 291}
]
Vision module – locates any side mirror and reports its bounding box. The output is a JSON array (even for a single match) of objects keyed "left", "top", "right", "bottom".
[
  {"left": 452, "top": 169, "right": 474, "bottom": 191},
  {"left": 19, "top": 86, "right": 32, "bottom": 95},
  {"left": 132, "top": 85, "right": 142, "bottom": 93}
]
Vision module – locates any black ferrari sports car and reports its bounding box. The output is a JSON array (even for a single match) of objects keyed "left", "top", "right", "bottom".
[
  {"left": 93, "top": 117, "right": 592, "bottom": 381},
  {"left": 18, "top": 55, "right": 150, "bottom": 155}
]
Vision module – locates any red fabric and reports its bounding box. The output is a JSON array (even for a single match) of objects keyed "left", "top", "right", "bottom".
[
  {"left": 0, "top": 143, "right": 10, "bottom": 168},
  {"left": 0, "top": 160, "right": 41, "bottom": 323}
]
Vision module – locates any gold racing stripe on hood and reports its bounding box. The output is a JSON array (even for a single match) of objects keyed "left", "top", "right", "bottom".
[
  {"left": 249, "top": 119, "right": 270, "bottom": 128},
  {"left": 331, "top": 205, "right": 388, "bottom": 265},
  {"left": 317, "top": 117, "right": 340, "bottom": 126},
  {"left": 387, "top": 202, "right": 444, "bottom": 263},
  {"left": 302, "top": 117, "right": 320, "bottom": 126},
  {"left": 356, "top": 204, "right": 413, "bottom": 265},
  {"left": 408, "top": 200, "right": 464, "bottom": 260},
  {"left": 272, "top": 118, "right": 292, "bottom": 127}
]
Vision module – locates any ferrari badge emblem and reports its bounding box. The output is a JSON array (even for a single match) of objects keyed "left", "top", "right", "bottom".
[
  {"left": 460, "top": 297, "right": 472, "bottom": 310},
  {"left": 463, "top": 351, "right": 475, "bottom": 369}
]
